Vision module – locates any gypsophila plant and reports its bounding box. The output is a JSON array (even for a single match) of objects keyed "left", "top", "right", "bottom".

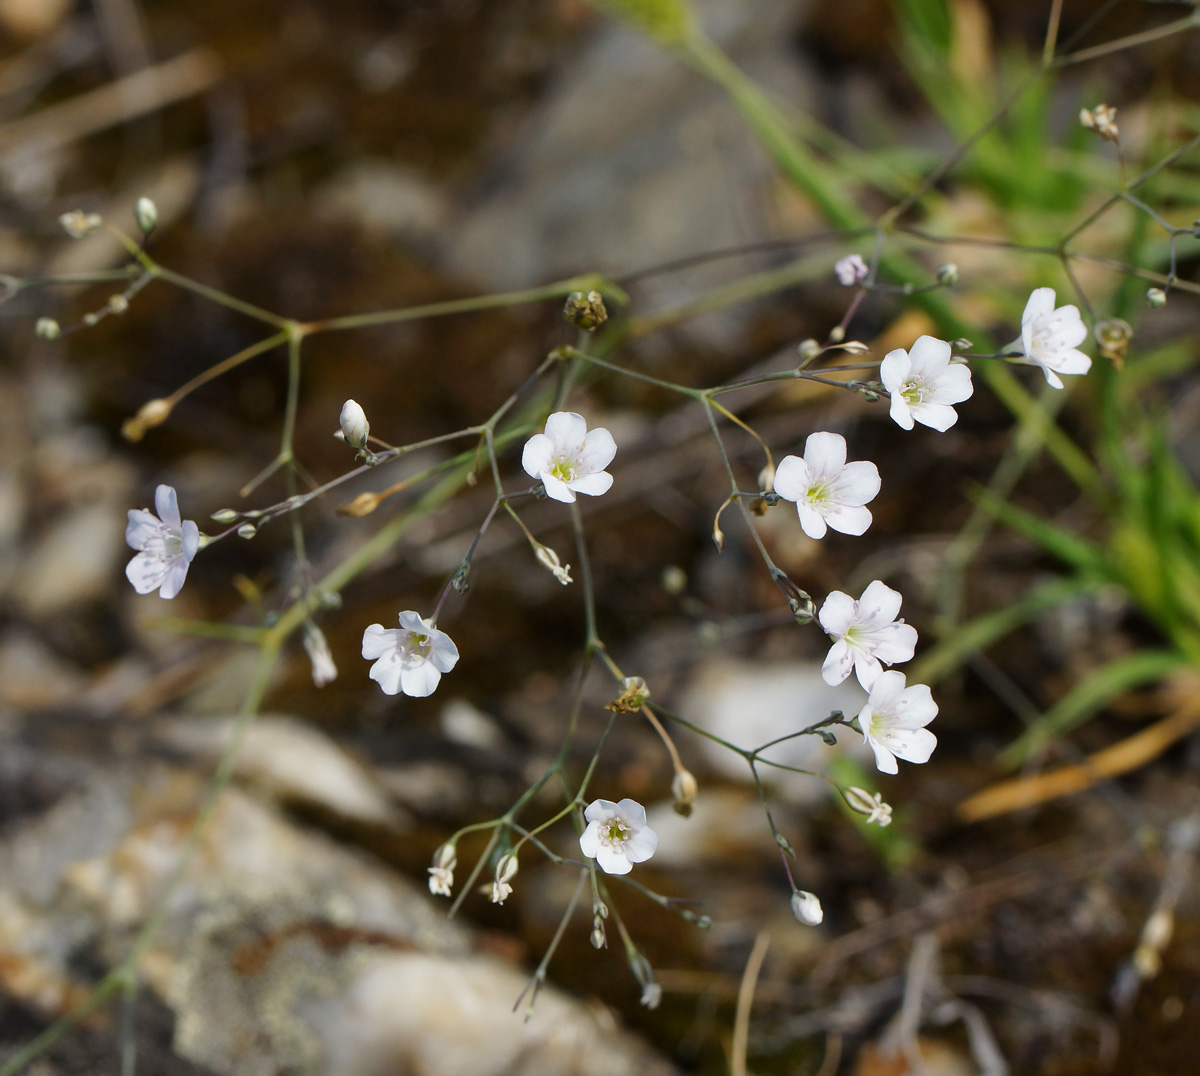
[{"left": 7, "top": 0, "right": 1200, "bottom": 1068}]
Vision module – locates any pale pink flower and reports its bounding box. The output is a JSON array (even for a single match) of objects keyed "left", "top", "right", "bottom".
[
  {"left": 879, "top": 335, "right": 973, "bottom": 431},
  {"left": 835, "top": 254, "right": 868, "bottom": 286},
  {"left": 857, "top": 671, "right": 938, "bottom": 775},
  {"left": 522, "top": 411, "right": 616, "bottom": 503},
  {"left": 1015, "top": 288, "right": 1091, "bottom": 389},
  {"left": 579, "top": 798, "right": 658, "bottom": 875},
  {"left": 773, "top": 432, "right": 880, "bottom": 539},
  {"left": 361, "top": 611, "right": 459, "bottom": 697},
  {"left": 124, "top": 484, "right": 200, "bottom": 599},
  {"left": 819, "top": 580, "right": 917, "bottom": 689}
]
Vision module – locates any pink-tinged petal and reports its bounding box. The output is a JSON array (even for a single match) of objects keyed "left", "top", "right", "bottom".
[
  {"left": 889, "top": 395, "right": 916, "bottom": 430},
  {"left": 579, "top": 822, "right": 602, "bottom": 858},
  {"left": 126, "top": 552, "right": 166, "bottom": 594},
  {"left": 540, "top": 471, "right": 576, "bottom": 502},
  {"left": 891, "top": 682, "right": 938, "bottom": 727},
  {"left": 879, "top": 348, "right": 912, "bottom": 396},
  {"left": 821, "top": 641, "right": 854, "bottom": 685},
  {"left": 932, "top": 363, "right": 974, "bottom": 404},
  {"left": 624, "top": 828, "right": 658, "bottom": 863},
  {"left": 521, "top": 434, "right": 555, "bottom": 479},
  {"left": 585, "top": 799, "right": 618, "bottom": 823},
  {"left": 576, "top": 426, "right": 617, "bottom": 471},
  {"left": 913, "top": 402, "right": 959, "bottom": 432},
  {"left": 866, "top": 736, "right": 899, "bottom": 775},
  {"left": 125, "top": 510, "right": 161, "bottom": 549},
  {"left": 858, "top": 580, "right": 902, "bottom": 624},
  {"left": 154, "top": 485, "right": 181, "bottom": 527},
  {"left": 831, "top": 461, "right": 881, "bottom": 505},
  {"left": 181, "top": 520, "right": 200, "bottom": 561},
  {"left": 823, "top": 503, "right": 872, "bottom": 536},
  {"left": 852, "top": 650, "right": 884, "bottom": 689},
  {"left": 430, "top": 635, "right": 460, "bottom": 673},
  {"left": 616, "top": 798, "right": 647, "bottom": 825},
  {"left": 396, "top": 610, "right": 424, "bottom": 631},
  {"left": 401, "top": 662, "right": 442, "bottom": 697},
  {"left": 361, "top": 624, "right": 396, "bottom": 660},
  {"left": 866, "top": 670, "right": 908, "bottom": 709},
  {"left": 908, "top": 335, "right": 952, "bottom": 374},
  {"left": 772, "top": 454, "right": 810, "bottom": 502},
  {"left": 796, "top": 502, "right": 828, "bottom": 540},
  {"left": 544, "top": 410, "right": 588, "bottom": 449},
  {"left": 158, "top": 560, "right": 190, "bottom": 600},
  {"left": 568, "top": 471, "right": 613, "bottom": 497},
  {"left": 803, "top": 431, "right": 847, "bottom": 477},
  {"left": 596, "top": 846, "right": 632, "bottom": 875},
  {"left": 1022, "top": 287, "right": 1057, "bottom": 325},
  {"left": 877, "top": 726, "right": 937, "bottom": 764},
  {"left": 818, "top": 591, "right": 856, "bottom": 635},
  {"left": 368, "top": 652, "right": 404, "bottom": 695},
  {"left": 872, "top": 623, "right": 918, "bottom": 665}
]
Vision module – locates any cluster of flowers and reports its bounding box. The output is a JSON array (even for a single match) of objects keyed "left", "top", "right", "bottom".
[{"left": 121, "top": 276, "right": 1093, "bottom": 890}]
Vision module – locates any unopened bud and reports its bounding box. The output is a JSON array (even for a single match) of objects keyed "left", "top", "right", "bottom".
[
  {"left": 827, "top": 325, "right": 845, "bottom": 343},
  {"left": 211, "top": 508, "right": 239, "bottom": 523},
  {"left": 711, "top": 520, "right": 724, "bottom": 552},
  {"left": 1145, "top": 287, "right": 1167, "bottom": 309},
  {"left": 562, "top": 289, "right": 608, "bottom": 331},
  {"left": 237, "top": 523, "right": 257, "bottom": 539},
  {"left": 338, "top": 491, "right": 381, "bottom": 517},
  {"left": 302, "top": 622, "right": 338, "bottom": 687},
  {"left": 59, "top": 210, "right": 102, "bottom": 239},
  {"left": 837, "top": 340, "right": 871, "bottom": 355},
  {"left": 790, "top": 889, "right": 824, "bottom": 925},
  {"left": 951, "top": 338, "right": 973, "bottom": 352},
  {"left": 108, "top": 294, "right": 129, "bottom": 315},
  {"left": 339, "top": 399, "right": 370, "bottom": 450},
  {"left": 775, "top": 831, "right": 795, "bottom": 857},
  {"left": 496, "top": 852, "right": 519, "bottom": 883},
  {"left": 134, "top": 196, "right": 158, "bottom": 234},
  {"left": 936, "top": 262, "right": 959, "bottom": 286},
  {"left": 138, "top": 398, "right": 172, "bottom": 430},
  {"left": 660, "top": 565, "right": 687, "bottom": 595},
  {"left": 757, "top": 462, "right": 775, "bottom": 492},
  {"left": 797, "top": 338, "right": 822, "bottom": 362},
  {"left": 672, "top": 769, "right": 698, "bottom": 817},
  {"left": 35, "top": 317, "right": 60, "bottom": 339},
  {"left": 591, "top": 913, "right": 607, "bottom": 949}
]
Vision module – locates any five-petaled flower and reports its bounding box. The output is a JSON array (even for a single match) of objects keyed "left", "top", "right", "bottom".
[
  {"left": 361, "top": 611, "right": 459, "bottom": 697},
  {"left": 1014, "top": 288, "right": 1092, "bottom": 389},
  {"left": 819, "top": 580, "right": 918, "bottom": 689},
  {"left": 579, "top": 798, "right": 658, "bottom": 875},
  {"left": 125, "top": 484, "right": 200, "bottom": 599},
  {"left": 773, "top": 432, "right": 880, "bottom": 540},
  {"left": 857, "top": 670, "right": 938, "bottom": 775},
  {"left": 522, "top": 411, "right": 616, "bottom": 503},
  {"left": 835, "top": 254, "right": 868, "bottom": 286},
  {"left": 879, "top": 335, "right": 974, "bottom": 432}
]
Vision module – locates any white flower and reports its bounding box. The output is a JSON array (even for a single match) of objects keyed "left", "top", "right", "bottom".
[
  {"left": 302, "top": 623, "right": 338, "bottom": 687},
  {"left": 773, "top": 432, "right": 880, "bottom": 540},
  {"left": 819, "top": 580, "right": 918, "bottom": 690},
  {"left": 579, "top": 798, "right": 658, "bottom": 875},
  {"left": 790, "top": 890, "right": 824, "bottom": 925},
  {"left": 522, "top": 411, "right": 616, "bottom": 503},
  {"left": 361, "top": 611, "right": 459, "bottom": 697},
  {"left": 879, "top": 335, "right": 973, "bottom": 432},
  {"left": 339, "top": 399, "right": 370, "bottom": 450},
  {"left": 427, "top": 843, "right": 456, "bottom": 897},
  {"left": 857, "top": 670, "right": 938, "bottom": 775},
  {"left": 835, "top": 253, "right": 868, "bottom": 286},
  {"left": 125, "top": 484, "right": 200, "bottom": 599},
  {"left": 1014, "top": 288, "right": 1092, "bottom": 389}
]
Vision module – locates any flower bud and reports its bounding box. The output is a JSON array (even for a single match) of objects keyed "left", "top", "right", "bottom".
[
  {"left": 790, "top": 889, "right": 823, "bottom": 925},
  {"left": 562, "top": 289, "right": 608, "bottom": 331},
  {"left": 660, "top": 565, "right": 687, "bottom": 595},
  {"left": 108, "top": 294, "right": 129, "bottom": 315},
  {"left": 59, "top": 210, "right": 102, "bottom": 239},
  {"left": 496, "top": 852, "right": 519, "bottom": 883},
  {"left": 138, "top": 398, "right": 173, "bottom": 429},
  {"left": 337, "top": 491, "right": 381, "bottom": 518},
  {"left": 302, "top": 622, "right": 337, "bottom": 687},
  {"left": 591, "top": 914, "right": 607, "bottom": 949},
  {"left": 797, "top": 338, "right": 822, "bottom": 362},
  {"left": 1145, "top": 287, "right": 1167, "bottom": 309},
  {"left": 827, "top": 325, "right": 845, "bottom": 343},
  {"left": 936, "top": 262, "right": 959, "bottom": 286},
  {"left": 35, "top": 317, "right": 60, "bottom": 339},
  {"left": 339, "top": 399, "right": 370, "bottom": 450},
  {"left": 672, "top": 768, "right": 698, "bottom": 817},
  {"left": 237, "top": 523, "right": 257, "bottom": 539},
  {"left": 211, "top": 509, "right": 239, "bottom": 523},
  {"left": 757, "top": 462, "right": 775, "bottom": 492},
  {"left": 134, "top": 196, "right": 158, "bottom": 234}
]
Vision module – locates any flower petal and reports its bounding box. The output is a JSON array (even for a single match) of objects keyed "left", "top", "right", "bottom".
[
  {"left": 796, "top": 502, "right": 828, "bottom": 539},
  {"left": 912, "top": 402, "right": 959, "bottom": 431},
  {"left": 822, "top": 503, "right": 872, "bottom": 536},
  {"left": 576, "top": 426, "right": 617, "bottom": 472},
  {"left": 544, "top": 411, "right": 588, "bottom": 450},
  {"left": 401, "top": 661, "right": 442, "bottom": 697},
  {"left": 877, "top": 726, "right": 937, "bottom": 764},
  {"left": 579, "top": 821, "right": 602, "bottom": 858},
  {"left": 879, "top": 348, "right": 912, "bottom": 395},
  {"left": 802, "top": 432, "right": 847, "bottom": 478},
  {"left": 368, "top": 652, "right": 404, "bottom": 695},
  {"left": 568, "top": 471, "right": 613, "bottom": 497},
  {"left": 818, "top": 591, "right": 857, "bottom": 635},
  {"left": 595, "top": 846, "right": 632, "bottom": 875},
  {"left": 154, "top": 485, "right": 182, "bottom": 528},
  {"left": 126, "top": 552, "right": 167, "bottom": 595},
  {"left": 772, "top": 454, "right": 810, "bottom": 502},
  {"left": 361, "top": 624, "right": 396, "bottom": 659},
  {"left": 540, "top": 471, "right": 576, "bottom": 503},
  {"left": 821, "top": 640, "right": 854, "bottom": 685},
  {"left": 521, "top": 434, "right": 555, "bottom": 480}
]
